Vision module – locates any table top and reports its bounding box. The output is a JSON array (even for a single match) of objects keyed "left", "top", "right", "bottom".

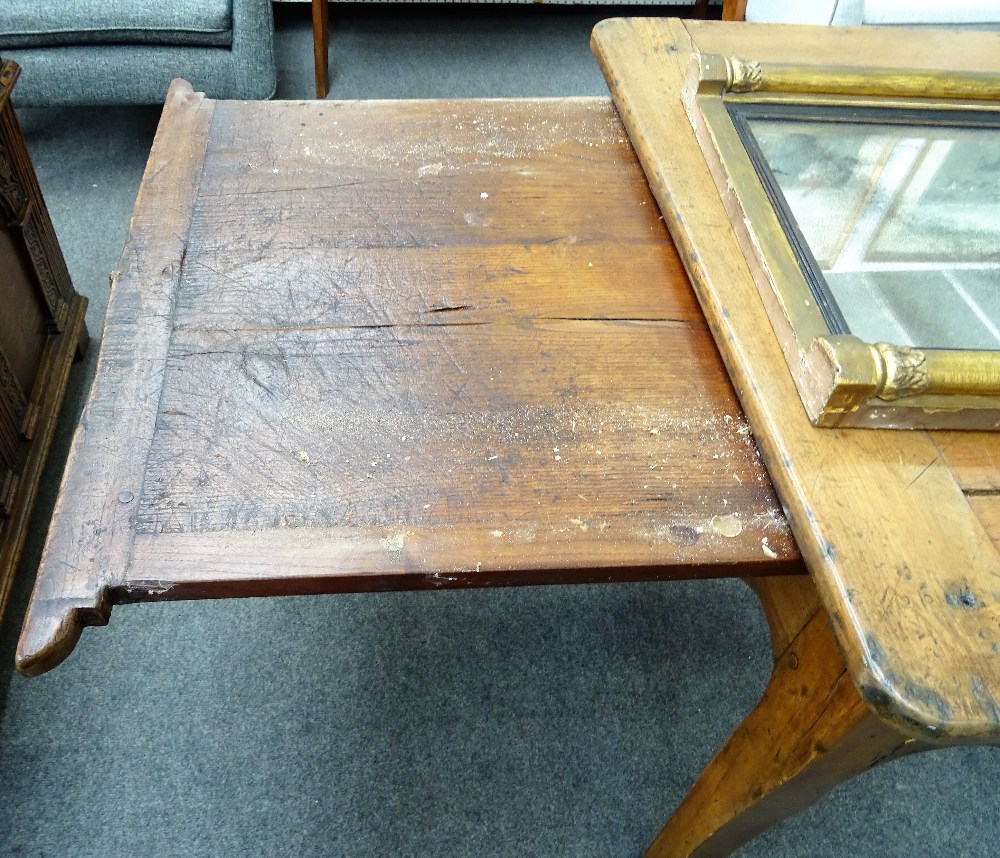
[
  {"left": 593, "top": 17, "right": 1000, "bottom": 741},
  {"left": 17, "top": 86, "right": 801, "bottom": 675}
]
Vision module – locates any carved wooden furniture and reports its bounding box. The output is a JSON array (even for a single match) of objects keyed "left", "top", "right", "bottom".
[
  {"left": 15, "top": 43, "right": 999, "bottom": 856},
  {"left": 592, "top": 17, "right": 1000, "bottom": 855},
  {"left": 0, "top": 60, "right": 89, "bottom": 624},
  {"left": 17, "top": 82, "right": 800, "bottom": 675}
]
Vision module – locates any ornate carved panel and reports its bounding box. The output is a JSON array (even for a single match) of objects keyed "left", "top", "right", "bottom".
[
  {"left": 0, "top": 136, "right": 27, "bottom": 223},
  {"left": 19, "top": 211, "right": 68, "bottom": 331},
  {"left": 0, "top": 58, "right": 90, "bottom": 624}
]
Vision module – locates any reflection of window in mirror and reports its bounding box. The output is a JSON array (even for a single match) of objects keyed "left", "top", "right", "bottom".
[
  {"left": 734, "top": 107, "right": 1000, "bottom": 352},
  {"left": 685, "top": 54, "right": 1000, "bottom": 427}
]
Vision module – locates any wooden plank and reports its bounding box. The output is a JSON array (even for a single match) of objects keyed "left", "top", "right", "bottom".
[
  {"left": 932, "top": 432, "right": 1000, "bottom": 493},
  {"left": 18, "top": 93, "right": 803, "bottom": 675},
  {"left": 195, "top": 99, "right": 667, "bottom": 250},
  {"left": 123, "top": 517, "right": 791, "bottom": 603},
  {"left": 172, "top": 243, "right": 691, "bottom": 330},
  {"left": 16, "top": 81, "right": 216, "bottom": 676},
  {"left": 592, "top": 18, "right": 1000, "bottom": 740},
  {"left": 143, "top": 323, "right": 780, "bottom": 535},
  {"left": 971, "top": 496, "right": 1000, "bottom": 550}
]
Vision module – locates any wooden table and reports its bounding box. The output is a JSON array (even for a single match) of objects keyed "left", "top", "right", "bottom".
[
  {"left": 591, "top": 17, "right": 1000, "bottom": 857},
  {"left": 18, "top": 85, "right": 797, "bottom": 652},
  {"left": 15, "top": 77, "right": 990, "bottom": 855}
]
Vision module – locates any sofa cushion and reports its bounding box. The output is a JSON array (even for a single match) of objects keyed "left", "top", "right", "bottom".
[{"left": 0, "top": 0, "right": 233, "bottom": 49}]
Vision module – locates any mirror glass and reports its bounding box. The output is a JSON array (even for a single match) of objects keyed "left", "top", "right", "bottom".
[{"left": 742, "top": 112, "right": 1000, "bottom": 351}]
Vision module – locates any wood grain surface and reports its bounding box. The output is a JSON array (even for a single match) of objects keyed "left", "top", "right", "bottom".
[
  {"left": 17, "top": 87, "right": 801, "bottom": 675},
  {"left": 592, "top": 18, "right": 1000, "bottom": 741}
]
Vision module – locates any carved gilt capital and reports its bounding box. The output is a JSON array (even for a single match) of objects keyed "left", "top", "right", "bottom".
[
  {"left": 874, "top": 342, "right": 929, "bottom": 401},
  {"left": 725, "top": 57, "right": 763, "bottom": 93}
]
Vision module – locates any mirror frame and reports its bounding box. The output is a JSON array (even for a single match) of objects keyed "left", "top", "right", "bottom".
[{"left": 683, "top": 53, "right": 1000, "bottom": 429}]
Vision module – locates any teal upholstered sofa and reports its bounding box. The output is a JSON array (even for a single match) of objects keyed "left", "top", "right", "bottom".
[{"left": 0, "top": 0, "right": 275, "bottom": 106}]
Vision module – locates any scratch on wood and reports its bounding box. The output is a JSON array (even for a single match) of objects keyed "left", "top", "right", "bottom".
[
  {"left": 971, "top": 677, "right": 1000, "bottom": 726},
  {"left": 905, "top": 453, "right": 940, "bottom": 491}
]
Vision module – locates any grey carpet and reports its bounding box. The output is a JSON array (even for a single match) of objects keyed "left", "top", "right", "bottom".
[{"left": 2, "top": 5, "right": 997, "bottom": 856}]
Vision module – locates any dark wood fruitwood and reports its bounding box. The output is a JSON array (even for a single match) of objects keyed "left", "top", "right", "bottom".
[
  {"left": 17, "top": 86, "right": 802, "bottom": 675},
  {"left": 0, "top": 61, "right": 89, "bottom": 627}
]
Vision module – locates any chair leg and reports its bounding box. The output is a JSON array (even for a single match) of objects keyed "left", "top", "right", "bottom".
[
  {"left": 646, "top": 576, "right": 927, "bottom": 858},
  {"left": 722, "top": 0, "right": 748, "bottom": 21},
  {"left": 312, "top": 0, "right": 329, "bottom": 98}
]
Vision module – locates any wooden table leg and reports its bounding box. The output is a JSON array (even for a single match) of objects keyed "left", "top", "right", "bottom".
[
  {"left": 312, "top": 0, "right": 329, "bottom": 98},
  {"left": 647, "top": 576, "right": 931, "bottom": 857}
]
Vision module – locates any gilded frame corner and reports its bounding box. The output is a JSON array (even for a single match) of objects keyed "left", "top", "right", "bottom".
[{"left": 683, "top": 52, "right": 1000, "bottom": 430}]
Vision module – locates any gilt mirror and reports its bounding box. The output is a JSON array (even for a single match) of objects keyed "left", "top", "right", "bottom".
[{"left": 684, "top": 54, "right": 1000, "bottom": 429}]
